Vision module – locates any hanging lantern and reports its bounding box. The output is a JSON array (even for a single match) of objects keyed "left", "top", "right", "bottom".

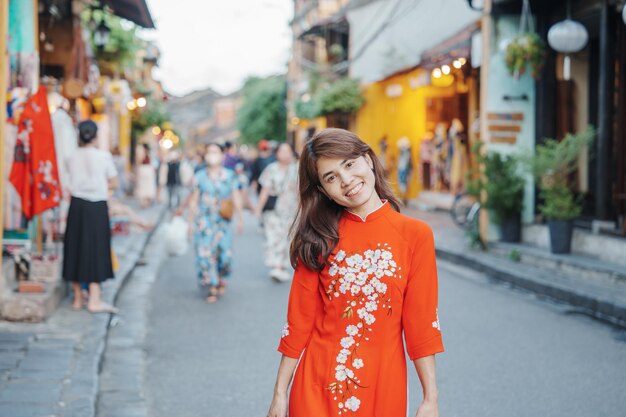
[
  {"left": 547, "top": 19, "right": 588, "bottom": 80},
  {"left": 94, "top": 20, "right": 111, "bottom": 51}
]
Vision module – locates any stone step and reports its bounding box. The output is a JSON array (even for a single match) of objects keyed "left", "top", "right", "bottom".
[
  {"left": 489, "top": 242, "right": 626, "bottom": 288},
  {"left": 436, "top": 245, "right": 626, "bottom": 327}
]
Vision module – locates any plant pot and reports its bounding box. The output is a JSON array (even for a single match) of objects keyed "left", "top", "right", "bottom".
[
  {"left": 548, "top": 219, "right": 573, "bottom": 254},
  {"left": 500, "top": 215, "right": 521, "bottom": 243}
]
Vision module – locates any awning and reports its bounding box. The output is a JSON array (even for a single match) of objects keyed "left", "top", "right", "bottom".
[
  {"left": 420, "top": 21, "right": 480, "bottom": 70},
  {"left": 299, "top": 15, "right": 348, "bottom": 39},
  {"left": 102, "top": 0, "right": 155, "bottom": 29}
]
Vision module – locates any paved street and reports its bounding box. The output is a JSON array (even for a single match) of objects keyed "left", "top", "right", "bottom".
[{"left": 136, "top": 213, "right": 626, "bottom": 417}]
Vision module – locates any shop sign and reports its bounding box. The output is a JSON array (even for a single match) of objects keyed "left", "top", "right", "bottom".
[
  {"left": 487, "top": 112, "right": 524, "bottom": 144},
  {"left": 385, "top": 84, "right": 403, "bottom": 98}
]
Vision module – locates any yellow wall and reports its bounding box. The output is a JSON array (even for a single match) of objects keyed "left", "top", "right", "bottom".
[{"left": 355, "top": 68, "right": 464, "bottom": 199}]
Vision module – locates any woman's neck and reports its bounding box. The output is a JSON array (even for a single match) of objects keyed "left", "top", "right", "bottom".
[
  {"left": 347, "top": 194, "right": 384, "bottom": 219},
  {"left": 207, "top": 165, "right": 222, "bottom": 175}
]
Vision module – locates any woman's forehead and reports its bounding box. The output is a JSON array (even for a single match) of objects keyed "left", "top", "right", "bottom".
[{"left": 315, "top": 155, "right": 360, "bottom": 172}]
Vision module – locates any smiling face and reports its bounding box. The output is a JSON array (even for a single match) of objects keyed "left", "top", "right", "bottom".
[{"left": 316, "top": 154, "right": 382, "bottom": 215}]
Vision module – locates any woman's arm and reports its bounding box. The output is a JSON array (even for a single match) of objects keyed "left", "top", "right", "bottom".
[
  {"left": 232, "top": 189, "right": 244, "bottom": 233},
  {"left": 267, "top": 355, "right": 299, "bottom": 417},
  {"left": 413, "top": 355, "right": 439, "bottom": 417},
  {"left": 255, "top": 185, "right": 271, "bottom": 218},
  {"left": 108, "top": 177, "right": 119, "bottom": 191},
  {"left": 175, "top": 188, "right": 198, "bottom": 217}
]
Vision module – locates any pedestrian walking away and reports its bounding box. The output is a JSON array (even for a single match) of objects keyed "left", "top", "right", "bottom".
[
  {"left": 135, "top": 143, "right": 157, "bottom": 207},
  {"left": 166, "top": 150, "right": 182, "bottom": 208},
  {"left": 255, "top": 142, "right": 298, "bottom": 282},
  {"left": 267, "top": 128, "right": 444, "bottom": 417},
  {"left": 176, "top": 143, "right": 244, "bottom": 303},
  {"left": 63, "top": 120, "right": 119, "bottom": 314}
]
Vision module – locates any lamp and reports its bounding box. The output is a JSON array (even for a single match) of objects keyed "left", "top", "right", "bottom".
[
  {"left": 623, "top": 4, "right": 626, "bottom": 26},
  {"left": 94, "top": 20, "right": 111, "bottom": 51},
  {"left": 547, "top": 3, "right": 588, "bottom": 80}
]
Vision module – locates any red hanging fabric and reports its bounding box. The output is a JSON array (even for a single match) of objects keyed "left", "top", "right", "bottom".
[{"left": 9, "top": 86, "right": 62, "bottom": 220}]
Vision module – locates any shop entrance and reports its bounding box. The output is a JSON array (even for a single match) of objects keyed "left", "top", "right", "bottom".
[{"left": 421, "top": 92, "right": 470, "bottom": 194}]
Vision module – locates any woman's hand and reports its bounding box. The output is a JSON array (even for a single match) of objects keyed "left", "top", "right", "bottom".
[
  {"left": 235, "top": 218, "right": 244, "bottom": 235},
  {"left": 266, "top": 391, "right": 288, "bottom": 417},
  {"left": 415, "top": 398, "right": 439, "bottom": 417}
]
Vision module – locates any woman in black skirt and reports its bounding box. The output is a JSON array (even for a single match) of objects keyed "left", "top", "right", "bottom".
[{"left": 63, "top": 120, "right": 119, "bottom": 313}]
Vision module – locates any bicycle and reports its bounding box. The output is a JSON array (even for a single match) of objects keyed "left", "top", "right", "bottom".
[{"left": 450, "top": 192, "right": 481, "bottom": 233}]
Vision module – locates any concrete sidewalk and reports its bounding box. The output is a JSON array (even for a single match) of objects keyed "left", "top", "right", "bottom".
[
  {"left": 0, "top": 200, "right": 167, "bottom": 417},
  {"left": 406, "top": 207, "right": 626, "bottom": 328}
]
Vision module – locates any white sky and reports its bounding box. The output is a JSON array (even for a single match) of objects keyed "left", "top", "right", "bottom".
[{"left": 139, "top": 0, "right": 293, "bottom": 97}]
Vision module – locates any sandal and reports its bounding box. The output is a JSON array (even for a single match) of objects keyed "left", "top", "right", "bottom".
[
  {"left": 206, "top": 286, "right": 219, "bottom": 303},
  {"left": 216, "top": 281, "right": 227, "bottom": 296}
]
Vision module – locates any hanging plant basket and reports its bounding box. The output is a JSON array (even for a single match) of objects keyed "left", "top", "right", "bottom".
[{"left": 505, "top": 32, "right": 547, "bottom": 79}]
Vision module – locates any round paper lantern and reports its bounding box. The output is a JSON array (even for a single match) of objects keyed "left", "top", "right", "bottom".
[
  {"left": 548, "top": 19, "right": 588, "bottom": 80},
  {"left": 548, "top": 19, "right": 588, "bottom": 53}
]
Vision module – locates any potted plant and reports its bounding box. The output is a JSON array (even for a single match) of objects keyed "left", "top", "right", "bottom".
[
  {"left": 482, "top": 153, "right": 526, "bottom": 242},
  {"left": 522, "top": 127, "right": 595, "bottom": 254},
  {"left": 504, "top": 32, "right": 546, "bottom": 79}
]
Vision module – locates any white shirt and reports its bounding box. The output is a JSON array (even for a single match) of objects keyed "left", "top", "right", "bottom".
[{"left": 66, "top": 147, "right": 118, "bottom": 202}]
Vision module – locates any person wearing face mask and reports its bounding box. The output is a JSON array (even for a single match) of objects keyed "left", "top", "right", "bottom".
[
  {"left": 175, "top": 143, "right": 244, "bottom": 303},
  {"left": 254, "top": 142, "right": 299, "bottom": 282}
]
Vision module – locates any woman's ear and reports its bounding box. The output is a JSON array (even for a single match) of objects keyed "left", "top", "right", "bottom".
[{"left": 364, "top": 154, "right": 374, "bottom": 170}]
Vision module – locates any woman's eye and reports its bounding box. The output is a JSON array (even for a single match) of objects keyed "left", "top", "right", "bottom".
[
  {"left": 327, "top": 176, "right": 336, "bottom": 183},
  {"left": 346, "top": 162, "right": 354, "bottom": 168}
]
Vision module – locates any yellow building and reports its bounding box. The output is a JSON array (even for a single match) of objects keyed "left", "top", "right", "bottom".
[{"left": 355, "top": 63, "right": 476, "bottom": 200}]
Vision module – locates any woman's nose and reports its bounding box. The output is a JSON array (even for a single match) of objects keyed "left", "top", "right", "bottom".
[{"left": 339, "top": 171, "right": 353, "bottom": 187}]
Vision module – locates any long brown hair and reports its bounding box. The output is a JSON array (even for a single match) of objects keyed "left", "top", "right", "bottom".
[{"left": 290, "top": 128, "right": 401, "bottom": 271}]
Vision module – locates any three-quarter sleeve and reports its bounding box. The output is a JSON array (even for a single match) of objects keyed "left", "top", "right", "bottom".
[
  {"left": 278, "top": 260, "right": 322, "bottom": 359},
  {"left": 402, "top": 223, "right": 444, "bottom": 360}
]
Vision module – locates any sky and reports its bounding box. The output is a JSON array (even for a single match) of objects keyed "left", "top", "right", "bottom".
[{"left": 139, "top": 0, "right": 293, "bottom": 97}]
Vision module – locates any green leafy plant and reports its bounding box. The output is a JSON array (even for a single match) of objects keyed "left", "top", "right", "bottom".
[
  {"left": 237, "top": 75, "right": 287, "bottom": 145},
  {"left": 539, "top": 184, "right": 582, "bottom": 220},
  {"left": 465, "top": 142, "right": 484, "bottom": 200},
  {"left": 316, "top": 78, "right": 365, "bottom": 116},
  {"left": 505, "top": 33, "right": 546, "bottom": 79},
  {"left": 329, "top": 43, "right": 345, "bottom": 59},
  {"left": 521, "top": 126, "right": 595, "bottom": 220},
  {"left": 295, "top": 98, "right": 320, "bottom": 120},
  {"left": 131, "top": 98, "right": 169, "bottom": 137},
  {"left": 83, "top": 11, "right": 143, "bottom": 75},
  {"left": 509, "top": 249, "right": 522, "bottom": 262},
  {"left": 482, "top": 153, "right": 525, "bottom": 225}
]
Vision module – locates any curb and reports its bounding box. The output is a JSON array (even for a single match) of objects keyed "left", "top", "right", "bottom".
[
  {"left": 62, "top": 206, "right": 168, "bottom": 417},
  {"left": 435, "top": 246, "right": 626, "bottom": 328}
]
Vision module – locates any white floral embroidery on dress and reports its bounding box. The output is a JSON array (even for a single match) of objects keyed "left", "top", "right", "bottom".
[
  {"left": 281, "top": 323, "right": 290, "bottom": 338},
  {"left": 432, "top": 308, "right": 441, "bottom": 331},
  {"left": 325, "top": 244, "right": 402, "bottom": 415}
]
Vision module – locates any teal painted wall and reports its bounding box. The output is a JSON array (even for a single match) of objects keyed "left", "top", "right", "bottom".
[{"left": 486, "top": 15, "right": 537, "bottom": 227}]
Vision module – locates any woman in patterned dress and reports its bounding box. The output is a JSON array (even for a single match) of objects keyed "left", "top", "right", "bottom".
[
  {"left": 255, "top": 142, "right": 299, "bottom": 282},
  {"left": 176, "top": 143, "right": 244, "bottom": 303},
  {"left": 267, "top": 128, "right": 444, "bottom": 417}
]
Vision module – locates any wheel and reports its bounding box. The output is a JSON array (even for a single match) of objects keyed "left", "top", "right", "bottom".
[{"left": 450, "top": 193, "right": 473, "bottom": 228}]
